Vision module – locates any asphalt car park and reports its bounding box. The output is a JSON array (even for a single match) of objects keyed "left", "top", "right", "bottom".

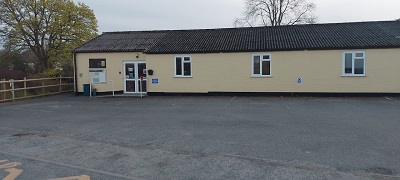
[{"left": 0, "top": 94, "right": 400, "bottom": 179}]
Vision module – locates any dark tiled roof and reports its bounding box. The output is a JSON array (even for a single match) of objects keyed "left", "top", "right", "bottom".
[
  {"left": 74, "top": 31, "right": 167, "bottom": 53},
  {"left": 74, "top": 21, "right": 400, "bottom": 54}
]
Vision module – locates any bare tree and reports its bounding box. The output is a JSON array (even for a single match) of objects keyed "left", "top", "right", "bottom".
[{"left": 234, "top": 0, "right": 317, "bottom": 27}]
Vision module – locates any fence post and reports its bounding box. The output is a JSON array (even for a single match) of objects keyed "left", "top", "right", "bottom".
[
  {"left": 10, "top": 79, "right": 15, "bottom": 101},
  {"left": 24, "top": 77, "right": 27, "bottom": 98},
  {"left": 2, "top": 79, "right": 5, "bottom": 100},
  {"left": 59, "top": 75, "right": 62, "bottom": 92},
  {"left": 42, "top": 80, "right": 45, "bottom": 95},
  {"left": 1, "top": 79, "right": 5, "bottom": 100}
]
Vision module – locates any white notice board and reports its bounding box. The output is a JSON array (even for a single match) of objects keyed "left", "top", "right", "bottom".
[{"left": 89, "top": 70, "right": 106, "bottom": 83}]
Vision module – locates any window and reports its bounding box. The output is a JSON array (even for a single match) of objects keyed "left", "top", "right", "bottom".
[
  {"left": 252, "top": 54, "right": 271, "bottom": 76},
  {"left": 343, "top": 52, "right": 365, "bottom": 76},
  {"left": 89, "top": 59, "right": 106, "bottom": 68},
  {"left": 175, "top": 56, "right": 191, "bottom": 77}
]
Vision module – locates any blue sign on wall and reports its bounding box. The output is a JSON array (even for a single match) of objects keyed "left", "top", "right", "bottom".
[
  {"left": 297, "top": 77, "right": 302, "bottom": 84},
  {"left": 152, "top": 78, "right": 159, "bottom": 84}
]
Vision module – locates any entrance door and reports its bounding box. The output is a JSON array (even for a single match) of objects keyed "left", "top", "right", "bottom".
[{"left": 124, "top": 62, "right": 147, "bottom": 93}]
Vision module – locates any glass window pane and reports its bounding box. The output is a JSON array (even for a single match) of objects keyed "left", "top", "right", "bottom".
[
  {"left": 263, "top": 55, "right": 270, "bottom": 60},
  {"left": 125, "top": 64, "right": 135, "bottom": 79},
  {"left": 253, "top": 56, "right": 260, "bottom": 75},
  {"left": 345, "top": 53, "right": 352, "bottom": 74},
  {"left": 354, "top": 59, "right": 364, "bottom": 74},
  {"left": 125, "top": 81, "right": 135, "bottom": 92},
  {"left": 89, "top": 59, "right": 106, "bottom": 68},
  {"left": 138, "top": 80, "right": 147, "bottom": 92},
  {"left": 262, "top": 61, "right": 271, "bottom": 75},
  {"left": 183, "top": 62, "right": 191, "bottom": 76},
  {"left": 355, "top": 53, "right": 364, "bottom": 58},
  {"left": 176, "top": 57, "right": 182, "bottom": 75},
  {"left": 184, "top": 57, "right": 190, "bottom": 61},
  {"left": 138, "top": 63, "right": 146, "bottom": 78}
]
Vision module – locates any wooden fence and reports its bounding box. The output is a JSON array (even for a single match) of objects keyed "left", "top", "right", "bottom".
[{"left": 0, "top": 77, "right": 74, "bottom": 102}]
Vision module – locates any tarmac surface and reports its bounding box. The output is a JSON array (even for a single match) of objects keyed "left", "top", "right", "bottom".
[{"left": 0, "top": 93, "right": 400, "bottom": 179}]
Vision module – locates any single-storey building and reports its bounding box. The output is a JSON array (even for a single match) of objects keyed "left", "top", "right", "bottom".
[{"left": 73, "top": 21, "right": 400, "bottom": 95}]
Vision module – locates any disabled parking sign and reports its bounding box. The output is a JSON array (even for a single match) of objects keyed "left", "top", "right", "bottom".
[{"left": 297, "top": 77, "right": 302, "bottom": 84}]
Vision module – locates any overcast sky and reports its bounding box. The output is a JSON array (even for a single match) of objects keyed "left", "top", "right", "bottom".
[{"left": 73, "top": 0, "right": 399, "bottom": 33}]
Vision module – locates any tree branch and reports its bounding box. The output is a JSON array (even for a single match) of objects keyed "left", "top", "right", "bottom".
[{"left": 235, "top": 0, "right": 316, "bottom": 27}]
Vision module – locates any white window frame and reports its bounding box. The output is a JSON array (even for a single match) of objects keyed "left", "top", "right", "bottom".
[
  {"left": 252, "top": 54, "right": 272, "bottom": 77},
  {"left": 174, "top": 55, "right": 192, "bottom": 77},
  {"left": 342, "top": 51, "right": 366, "bottom": 77}
]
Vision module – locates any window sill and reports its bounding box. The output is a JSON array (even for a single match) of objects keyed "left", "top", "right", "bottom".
[
  {"left": 341, "top": 74, "right": 366, "bottom": 77},
  {"left": 251, "top": 75, "right": 272, "bottom": 78}
]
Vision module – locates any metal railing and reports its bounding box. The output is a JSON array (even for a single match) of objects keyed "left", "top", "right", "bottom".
[
  {"left": 0, "top": 76, "right": 74, "bottom": 102},
  {"left": 90, "top": 80, "right": 115, "bottom": 97}
]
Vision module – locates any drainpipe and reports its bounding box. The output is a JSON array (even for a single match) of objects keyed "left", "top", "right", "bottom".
[{"left": 73, "top": 52, "right": 78, "bottom": 95}]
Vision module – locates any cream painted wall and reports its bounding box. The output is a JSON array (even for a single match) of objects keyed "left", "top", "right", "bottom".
[
  {"left": 75, "top": 49, "right": 400, "bottom": 93},
  {"left": 75, "top": 52, "right": 146, "bottom": 92},
  {"left": 145, "top": 49, "right": 400, "bottom": 93}
]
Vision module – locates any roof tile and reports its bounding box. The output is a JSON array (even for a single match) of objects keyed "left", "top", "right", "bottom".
[{"left": 73, "top": 21, "right": 400, "bottom": 54}]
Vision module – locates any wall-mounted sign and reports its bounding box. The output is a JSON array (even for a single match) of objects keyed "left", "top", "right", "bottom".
[
  {"left": 152, "top": 78, "right": 159, "bottom": 84},
  {"left": 297, "top": 77, "right": 302, "bottom": 84},
  {"left": 89, "top": 70, "right": 106, "bottom": 83}
]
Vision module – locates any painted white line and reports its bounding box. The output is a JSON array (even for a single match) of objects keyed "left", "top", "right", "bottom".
[
  {"left": 224, "top": 96, "right": 237, "bottom": 108},
  {"left": 385, "top": 97, "right": 400, "bottom": 102},
  {"left": 347, "top": 103, "right": 368, "bottom": 111},
  {"left": 47, "top": 105, "right": 71, "bottom": 109},
  {"left": 385, "top": 97, "right": 393, "bottom": 101},
  {"left": 346, "top": 104, "right": 364, "bottom": 110},
  {"left": 0, "top": 150, "right": 143, "bottom": 180},
  {"left": 281, "top": 96, "right": 290, "bottom": 110},
  {"left": 49, "top": 175, "right": 90, "bottom": 180},
  {"left": 341, "top": 100, "right": 367, "bottom": 111},
  {"left": 307, "top": 97, "right": 342, "bottom": 102},
  {"left": 3, "top": 168, "right": 23, "bottom": 180}
]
